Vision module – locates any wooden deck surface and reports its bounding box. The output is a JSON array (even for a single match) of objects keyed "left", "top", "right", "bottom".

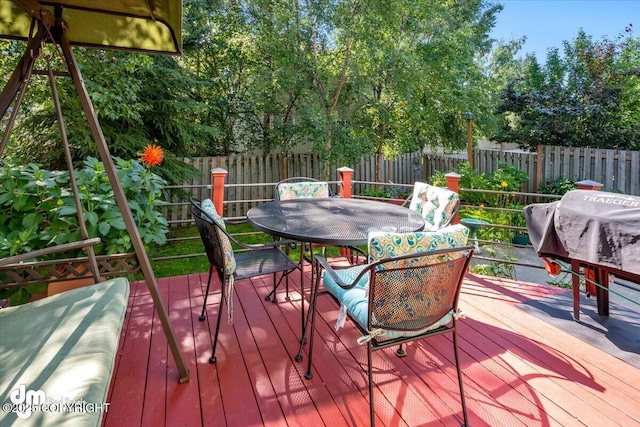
[{"left": 103, "top": 266, "right": 640, "bottom": 427}]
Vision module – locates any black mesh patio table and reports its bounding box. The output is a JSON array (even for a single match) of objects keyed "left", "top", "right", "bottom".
[
  {"left": 247, "top": 197, "right": 425, "bottom": 356},
  {"left": 247, "top": 198, "right": 425, "bottom": 247}
]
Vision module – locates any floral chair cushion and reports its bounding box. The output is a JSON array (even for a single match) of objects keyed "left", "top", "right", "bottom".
[
  {"left": 408, "top": 182, "right": 459, "bottom": 232},
  {"left": 277, "top": 182, "right": 330, "bottom": 200},
  {"left": 201, "top": 199, "right": 237, "bottom": 321},
  {"left": 368, "top": 223, "right": 469, "bottom": 264}
]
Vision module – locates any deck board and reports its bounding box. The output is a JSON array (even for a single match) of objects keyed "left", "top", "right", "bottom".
[{"left": 103, "top": 266, "right": 640, "bottom": 427}]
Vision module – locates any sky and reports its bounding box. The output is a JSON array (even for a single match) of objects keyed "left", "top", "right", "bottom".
[{"left": 490, "top": 0, "right": 639, "bottom": 61}]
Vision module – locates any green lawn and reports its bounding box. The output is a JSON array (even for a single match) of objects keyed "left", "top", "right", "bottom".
[
  {"left": 150, "top": 226, "right": 209, "bottom": 278},
  {"left": 149, "top": 223, "right": 347, "bottom": 279},
  {"left": 150, "top": 221, "right": 356, "bottom": 279}
]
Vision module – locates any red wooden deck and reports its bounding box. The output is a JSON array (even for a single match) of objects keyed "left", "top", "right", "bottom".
[{"left": 103, "top": 266, "right": 640, "bottom": 427}]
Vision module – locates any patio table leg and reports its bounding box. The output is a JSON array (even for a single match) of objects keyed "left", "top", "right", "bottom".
[{"left": 296, "top": 243, "right": 307, "bottom": 361}]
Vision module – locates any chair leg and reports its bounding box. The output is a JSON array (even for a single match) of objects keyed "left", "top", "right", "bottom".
[
  {"left": 264, "top": 272, "right": 278, "bottom": 303},
  {"left": 453, "top": 328, "right": 470, "bottom": 427},
  {"left": 368, "top": 343, "right": 375, "bottom": 427},
  {"left": 284, "top": 271, "right": 290, "bottom": 300},
  {"left": 395, "top": 343, "right": 406, "bottom": 357},
  {"left": 199, "top": 266, "right": 215, "bottom": 321},
  {"left": 272, "top": 272, "right": 278, "bottom": 302},
  {"left": 209, "top": 271, "right": 226, "bottom": 364}
]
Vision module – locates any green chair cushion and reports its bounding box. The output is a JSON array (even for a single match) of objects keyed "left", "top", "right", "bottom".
[
  {"left": 368, "top": 223, "right": 469, "bottom": 263},
  {"left": 0, "top": 278, "right": 129, "bottom": 426},
  {"left": 201, "top": 198, "right": 236, "bottom": 276}
]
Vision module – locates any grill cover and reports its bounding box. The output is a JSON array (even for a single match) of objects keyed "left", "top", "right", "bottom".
[{"left": 524, "top": 190, "right": 640, "bottom": 275}]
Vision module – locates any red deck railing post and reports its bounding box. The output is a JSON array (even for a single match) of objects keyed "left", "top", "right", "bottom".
[
  {"left": 445, "top": 172, "right": 461, "bottom": 225},
  {"left": 338, "top": 167, "right": 354, "bottom": 199},
  {"left": 338, "top": 167, "right": 354, "bottom": 258},
  {"left": 575, "top": 179, "right": 604, "bottom": 191},
  {"left": 211, "top": 167, "right": 228, "bottom": 216}
]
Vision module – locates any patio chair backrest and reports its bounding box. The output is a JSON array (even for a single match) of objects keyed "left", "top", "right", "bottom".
[
  {"left": 365, "top": 224, "right": 470, "bottom": 331},
  {"left": 368, "top": 246, "right": 472, "bottom": 332},
  {"left": 191, "top": 199, "right": 236, "bottom": 278},
  {"left": 275, "top": 177, "right": 331, "bottom": 200},
  {"left": 310, "top": 223, "right": 473, "bottom": 427},
  {"left": 408, "top": 182, "right": 460, "bottom": 232}
]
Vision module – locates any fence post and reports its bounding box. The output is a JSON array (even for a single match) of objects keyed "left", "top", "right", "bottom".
[
  {"left": 211, "top": 168, "right": 228, "bottom": 216},
  {"left": 445, "top": 172, "right": 461, "bottom": 225},
  {"left": 575, "top": 179, "right": 604, "bottom": 191},
  {"left": 536, "top": 145, "right": 543, "bottom": 194},
  {"left": 337, "top": 167, "right": 355, "bottom": 258},
  {"left": 338, "top": 167, "right": 354, "bottom": 198}
]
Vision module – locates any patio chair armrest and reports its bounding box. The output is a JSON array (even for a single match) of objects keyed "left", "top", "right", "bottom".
[
  {"left": 314, "top": 255, "right": 370, "bottom": 290},
  {"left": 230, "top": 236, "right": 298, "bottom": 251}
]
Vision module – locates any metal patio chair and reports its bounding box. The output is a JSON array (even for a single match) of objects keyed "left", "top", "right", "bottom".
[
  {"left": 304, "top": 224, "right": 473, "bottom": 426},
  {"left": 191, "top": 198, "right": 299, "bottom": 363},
  {"left": 274, "top": 176, "right": 365, "bottom": 268}
]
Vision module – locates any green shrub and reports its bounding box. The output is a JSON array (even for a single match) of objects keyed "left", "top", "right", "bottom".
[
  {"left": 432, "top": 162, "right": 530, "bottom": 245},
  {"left": 0, "top": 157, "right": 168, "bottom": 305},
  {"left": 0, "top": 156, "right": 168, "bottom": 259},
  {"left": 431, "top": 161, "right": 529, "bottom": 207},
  {"left": 538, "top": 176, "right": 576, "bottom": 195},
  {"left": 361, "top": 186, "right": 410, "bottom": 200}
]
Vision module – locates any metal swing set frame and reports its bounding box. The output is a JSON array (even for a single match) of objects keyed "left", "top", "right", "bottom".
[{"left": 0, "top": 0, "right": 189, "bottom": 382}]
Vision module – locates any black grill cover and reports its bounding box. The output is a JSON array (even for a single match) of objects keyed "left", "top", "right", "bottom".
[{"left": 524, "top": 190, "right": 640, "bottom": 275}]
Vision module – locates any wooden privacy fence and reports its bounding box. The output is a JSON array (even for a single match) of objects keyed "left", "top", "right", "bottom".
[
  {"left": 162, "top": 146, "right": 639, "bottom": 224},
  {"left": 537, "top": 146, "right": 640, "bottom": 196},
  {"left": 426, "top": 145, "right": 640, "bottom": 196},
  {"left": 163, "top": 152, "right": 425, "bottom": 222}
]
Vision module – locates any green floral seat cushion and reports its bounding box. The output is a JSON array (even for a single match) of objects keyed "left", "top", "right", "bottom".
[
  {"left": 201, "top": 199, "right": 237, "bottom": 321},
  {"left": 408, "top": 182, "right": 459, "bottom": 232},
  {"left": 323, "top": 224, "right": 470, "bottom": 341},
  {"left": 277, "top": 182, "right": 330, "bottom": 200}
]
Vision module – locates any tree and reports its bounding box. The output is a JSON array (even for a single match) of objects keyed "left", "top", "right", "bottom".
[
  {"left": 493, "top": 28, "right": 640, "bottom": 151},
  {"left": 2, "top": 0, "right": 515, "bottom": 178},
  {"left": 1, "top": 43, "right": 212, "bottom": 184},
  {"left": 334, "top": 0, "right": 503, "bottom": 180}
]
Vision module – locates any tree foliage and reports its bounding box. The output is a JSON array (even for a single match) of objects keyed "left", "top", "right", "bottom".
[
  {"left": 3, "top": 1, "right": 637, "bottom": 180},
  {"left": 1, "top": 43, "right": 211, "bottom": 184},
  {"left": 1, "top": 1, "right": 502, "bottom": 178},
  {"left": 492, "top": 27, "right": 640, "bottom": 151}
]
